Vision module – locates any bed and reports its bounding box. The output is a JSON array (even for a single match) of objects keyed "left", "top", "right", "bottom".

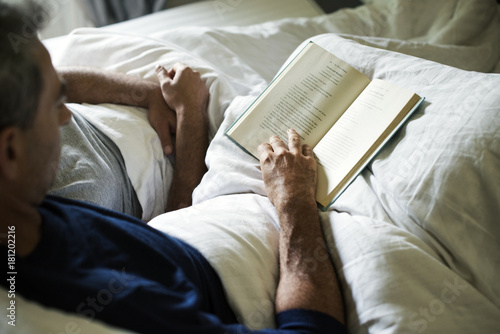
[{"left": 2, "top": 0, "right": 499, "bottom": 333}]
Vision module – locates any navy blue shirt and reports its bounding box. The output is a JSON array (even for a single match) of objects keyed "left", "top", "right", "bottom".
[{"left": 2, "top": 196, "right": 346, "bottom": 334}]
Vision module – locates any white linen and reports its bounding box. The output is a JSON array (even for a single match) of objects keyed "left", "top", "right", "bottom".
[{"left": 3, "top": 0, "right": 499, "bottom": 333}]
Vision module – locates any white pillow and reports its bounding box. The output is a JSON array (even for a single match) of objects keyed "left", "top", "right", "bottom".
[{"left": 149, "top": 194, "right": 281, "bottom": 330}]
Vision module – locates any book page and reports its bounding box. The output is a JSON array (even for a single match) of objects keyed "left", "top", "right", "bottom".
[
  {"left": 314, "top": 79, "right": 421, "bottom": 207},
  {"left": 226, "top": 42, "right": 370, "bottom": 158}
]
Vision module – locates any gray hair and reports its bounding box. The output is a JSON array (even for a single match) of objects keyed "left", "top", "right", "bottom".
[{"left": 0, "top": 1, "right": 47, "bottom": 131}]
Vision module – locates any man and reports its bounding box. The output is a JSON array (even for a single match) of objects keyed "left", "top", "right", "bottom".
[{"left": 0, "top": 2, "right": 346, "bottom": 333}]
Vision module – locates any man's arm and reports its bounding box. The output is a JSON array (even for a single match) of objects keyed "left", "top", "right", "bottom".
[
  {"left": 155, "top": 63, "right": 209, "bottom": 211},
  {"left": 258, "top": 129, "right": 345, "bottom": 323},
  {"left": 58, "top": 67, "right": 176, "bottom": 155}
]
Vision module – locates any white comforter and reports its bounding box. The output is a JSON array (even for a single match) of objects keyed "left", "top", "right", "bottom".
[{"left": 5, "top": 0, "right": 499, "bottom": 333}]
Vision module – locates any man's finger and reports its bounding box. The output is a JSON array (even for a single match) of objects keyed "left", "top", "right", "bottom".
[
  {"left": 156, "top": 65, "right": 173, "bottom": 88},
  {"left": 156, "top": 124, "right": 174, "bottom": 156},
  {"left": 287, "top": 129, "right": 301, "bottom": 154},
  {"left": 170, "top": 62, "right": 187, "bottom": 78},
  {"left": 302, "top": 144, "right": 314, "bottom": 157},
  {"left": 258, "top": 142, "right": 273, "bottom": 160},
  {"left": 151, "top": 118, "right": 174, "bottom": 156},
  {"left": 269, "top": 135, "right": 287, "bottom": 153},
  {"left": 155, "top": 65, "right": 168, "bottom": 79}
]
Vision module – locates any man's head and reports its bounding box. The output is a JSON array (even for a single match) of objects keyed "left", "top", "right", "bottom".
[
  {"left": 0, "top": 1, "right": 71, "bottom": 206},
  {"left": 0, "top": 1, "right": 44, "bottom": 131}
]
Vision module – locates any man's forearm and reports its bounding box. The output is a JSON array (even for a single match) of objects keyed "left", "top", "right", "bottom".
[
  {"left": 59, "top": 66, "right": 177, "bottom": 155},
  {"left": 166, "top": 111, "right": 208, "bottom": 211},
  {"left": 58, "top": 67, "right": 157, "bottom": 107},
  {"left": 154, "top": 63, "right": 210, "bottom": 211},
  {"left": 258, "top": 129, "right": 345, "bottom": 325},
  {"left": 274, "top": 198, "right": 345, "bottom": 323}
]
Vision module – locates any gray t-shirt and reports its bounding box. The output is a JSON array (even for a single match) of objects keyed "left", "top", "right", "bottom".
[{"left": 49, "top": 110, "right": 142, "bottom": 219}]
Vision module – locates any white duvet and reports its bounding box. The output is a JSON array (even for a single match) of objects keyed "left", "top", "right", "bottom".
[{"left": 3, "top": 0, "right": 499, "bottom": 333}]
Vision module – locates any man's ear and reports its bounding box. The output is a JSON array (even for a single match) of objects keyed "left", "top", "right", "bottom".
[{"left": 0, "top": 127, "right": 23, "bottom": 180}]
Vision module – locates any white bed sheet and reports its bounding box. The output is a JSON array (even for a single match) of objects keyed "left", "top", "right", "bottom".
[
  {"left": 3, "top": 0, "right": 500, "bottom": 333},
  {"left": 43, "top": 0, "right": 324, "bottom": 56}
]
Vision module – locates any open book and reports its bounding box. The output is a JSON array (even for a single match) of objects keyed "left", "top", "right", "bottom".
[{"left": 226, "top": 42, "right": 424, "bottom": 209}]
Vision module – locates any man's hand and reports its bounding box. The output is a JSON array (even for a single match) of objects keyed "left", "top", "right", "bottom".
[
  {"left": 155, "top": 63, "right": 209, "bottom": 211},
  {"left": 258, "top": 129, "right": 345, "bottom": 324},
  {"left": 258, "top": 129, "right": 317, "bottom": 212},
  {"left": 155, "top": 63, "right": 209, "bottom": 118}
]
